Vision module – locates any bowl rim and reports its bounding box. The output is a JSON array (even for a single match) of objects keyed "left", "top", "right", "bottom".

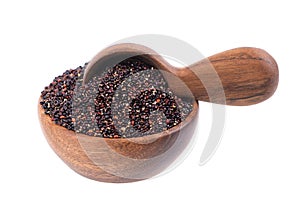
[{"left": 39, "top": 98, "right": 198, "bottom": 143}]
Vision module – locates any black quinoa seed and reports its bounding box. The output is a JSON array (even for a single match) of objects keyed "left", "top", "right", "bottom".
[{"left": 40, "top": 58, "right": 193, "bottom": 138}]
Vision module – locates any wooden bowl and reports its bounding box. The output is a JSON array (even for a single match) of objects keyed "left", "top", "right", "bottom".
[
  {"left": 38, "top": 43, "right": 278, "bottom": 183},
  {"left": 38, "top": 99, "right": 198, "bottom": 183}
]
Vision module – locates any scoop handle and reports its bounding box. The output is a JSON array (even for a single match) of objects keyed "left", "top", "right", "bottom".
[{"left": 179, "top": 47, "right": 279, "bottom": 106}]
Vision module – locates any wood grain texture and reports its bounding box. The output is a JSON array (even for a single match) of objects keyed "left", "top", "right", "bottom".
[
  {"left": 179, "top": 47, "right": 279, "bottom": 105},
  {"left": 38, "top": 99, "right": 198, "bottom": 183}
]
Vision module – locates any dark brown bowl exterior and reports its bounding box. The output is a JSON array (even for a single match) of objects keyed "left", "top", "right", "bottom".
[{"left": 38, "top": 100, "right": 198, "bottom": 183}]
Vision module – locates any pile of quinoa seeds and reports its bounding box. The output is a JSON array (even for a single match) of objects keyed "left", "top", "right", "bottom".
[{"left": 40, "top": 57, "right": 194, "bottom": 138}]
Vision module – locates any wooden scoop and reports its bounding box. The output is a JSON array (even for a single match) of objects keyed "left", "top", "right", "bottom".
[
  {"left": 38, "top": 43, "right": 278, "bottom": 183},
  {"left": 83, "top": 43, "right": 278, "bottom": 106}
]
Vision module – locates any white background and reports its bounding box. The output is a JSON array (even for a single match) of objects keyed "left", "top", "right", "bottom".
[{"left": 0, "top": 0, "right": 299, "bottom": 210}]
